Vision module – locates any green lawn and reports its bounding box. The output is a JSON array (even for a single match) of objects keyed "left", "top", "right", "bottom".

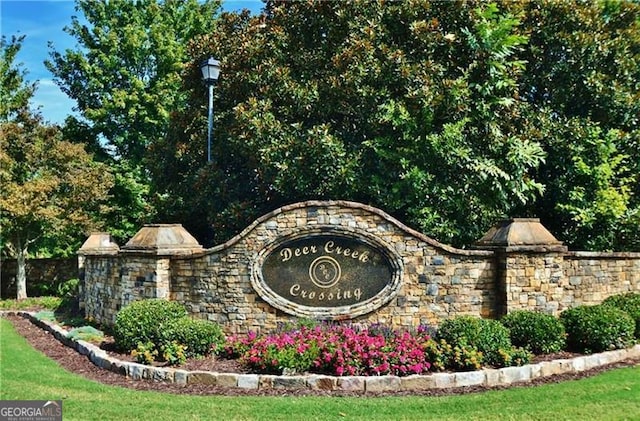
[{"left": 1, "top": 317, "right": 639, "bottom": 421}]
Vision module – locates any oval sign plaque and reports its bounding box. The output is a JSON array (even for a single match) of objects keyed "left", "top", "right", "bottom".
[{"left": 252, "top": 231, "right": 402, "bottom": 319}]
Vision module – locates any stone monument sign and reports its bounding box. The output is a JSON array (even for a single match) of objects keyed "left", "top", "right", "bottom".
[
  {"left": 253, "top": 230, "right": 402, "bottom": 319},
  {"left": 79, "top": 200, "right": 640, "bottom": 334}
]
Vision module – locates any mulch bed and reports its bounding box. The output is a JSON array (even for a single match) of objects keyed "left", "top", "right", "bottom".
[{"left": 5, "top": 314, "right": 640, "bottom": 397}]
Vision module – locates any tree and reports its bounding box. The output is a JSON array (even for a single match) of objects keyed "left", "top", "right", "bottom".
[
  {"left": 517, "top": 0, "right": 640, "bottom": 250},
  {"left": 46, "top": 0, "right": 222, "bottom": 242},
  {"left": 1, "top": 32, "right": 114, "bottom": 299},
  {"left": 55, "top": 0, "right": 638, "bottom": 251},
  {"left": 0, "top": 111, "right": 114, "bottom": 299},
  {"left": 159, "top": 1, "right": 546, "bottom": 246},
  {"left": 158, "top": 0, "right": 638, "bottom": 251},
  {"left": 0, "top": 35, "right": 35, "bottom": 122}
]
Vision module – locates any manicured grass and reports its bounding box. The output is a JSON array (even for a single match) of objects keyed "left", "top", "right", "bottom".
[{"left": 1, "top": 318, "right": 639, "bottom": 421}]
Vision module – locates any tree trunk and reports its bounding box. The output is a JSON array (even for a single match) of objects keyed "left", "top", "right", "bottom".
[{"left": 16, "top": 243, "right": 28, "bottom": 300}]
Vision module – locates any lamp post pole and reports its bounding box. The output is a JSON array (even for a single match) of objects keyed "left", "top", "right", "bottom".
[
  {"left": 200, "top": 57, "right": 221, "bottom": 164},
  {"left": 207, "top": 83, "right": 214, "bottom": 163}
]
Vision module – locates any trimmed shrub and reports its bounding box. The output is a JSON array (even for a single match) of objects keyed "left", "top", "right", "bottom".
[
  {"left": 423, "top": 339, "right": 483, "bottom": 372},
  {"left": 436, "top": 316, "right": 513, "bottom": 367},
  {"left": 500, "top": 310, "right": 566, "bottom": 354},
  {"left": 560, "top": 304, "right": 635, "bottom": 353},
  {"left": 113, "top": 299, "right": 188, "bottom": 352},
  {"left": 602, "top": 293, "right": 640, "bottom": 338},
  {"left": 162, "top": 317, "right": 225, "bottom": 357}
]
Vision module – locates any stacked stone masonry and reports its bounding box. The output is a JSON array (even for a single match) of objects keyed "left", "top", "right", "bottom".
[{"left": 79, "top": 201, "right": 640, "bottom": 335}]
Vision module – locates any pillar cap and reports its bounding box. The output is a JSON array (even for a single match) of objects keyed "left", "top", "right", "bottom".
[
  {"left": 78, "top": 232, "right": 120, "bottom": 255},
  {"left": 475, "top": 218, "right": 567, "bottom": 252},
  {"left": 121, "top": 224, "right": 203, "bottom": 255}
]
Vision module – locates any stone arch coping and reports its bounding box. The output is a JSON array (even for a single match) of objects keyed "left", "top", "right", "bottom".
[
  {"left": 189, "top": 200, "right": 494, "bottom": 260},
  {"left": 7, "top": 311, "right": 639, "bottom": 393}
]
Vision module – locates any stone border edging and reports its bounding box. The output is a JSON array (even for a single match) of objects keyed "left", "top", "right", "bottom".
[{"left": 4, "top": 310, "right": 640, "bottom": 393}]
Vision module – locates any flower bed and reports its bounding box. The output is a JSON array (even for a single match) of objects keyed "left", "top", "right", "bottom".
[
  {"left": 4, "top": 310, "right": 640, "bottom": 394},
  {"left": 223, "top": 324, "right": 438, "bottom": 376}
]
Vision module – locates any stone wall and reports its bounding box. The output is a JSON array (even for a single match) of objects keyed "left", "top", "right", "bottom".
[
  {"left": 1, "top": 257, "right": 78, "bottom": 299},
  {"left": 79, "top": 201, "right": 640, "bottom": 334}
]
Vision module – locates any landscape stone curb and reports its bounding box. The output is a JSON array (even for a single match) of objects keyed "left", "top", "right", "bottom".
[{"left": 3, "top": 310, "right": 640, "bottom": 393}]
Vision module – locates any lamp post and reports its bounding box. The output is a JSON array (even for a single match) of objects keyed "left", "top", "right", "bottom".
[{"left": 200, "top": 57, "right": 221, "bottom": 163}]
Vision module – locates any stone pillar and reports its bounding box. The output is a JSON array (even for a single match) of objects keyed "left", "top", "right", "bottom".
[
  {"left": 78, "top": 233, "right": 120, "bottom": 313},
  {"left": 119, "top": 224, "right": 203, "bottom": 308},
  {"left": 475, "top": 218, "right": 568, "bottom": 316}
]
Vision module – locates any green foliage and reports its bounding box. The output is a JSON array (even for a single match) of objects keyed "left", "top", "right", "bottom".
[
  {"left": 529, "top": 119, "right": 638, "bottom": 251},
  {"left": 160, "top": 340, "right": 187, "bottom": 365},
  {"left": 38, "top": 0, "right": 640, "bottom": 252},
  {"left": 0, "top": 296, "right": 62, "bottom": 310},
  {"left": 112, "top": 299, "right": 188, "bottom": 352},
  {"left": 33, "top": 310, "right": 56, "bottom": 322},
  {"left": 495, "top": 346, "right": 532, "bottom": 367},
  {"left": 436, "top": 316, "right": 513, "bottom": 367},
  {"left": 172, "top": 1, "right": 550, "bottom": 246},
  {"left": 131, "top": 341, "right": 158, "bottom": 365},
  {"left": 1, "top": 111, "right": 114, "bottom": 299},
  {"left": 56, "top": 278, "right": 80, "bottom": 299},
  {"left": 46, "top": 0, "right": 222, "bottom": 244},
  {"left": 602, "top": 293, "right": 640, "bottom": 338},
  {"left": 0, "top": 35, "right": 35, "bottom": 121},
  {"left": 113, "top": 299, "right": 223, "bottom": 364},
  {"left": 151, "top": 0, "right": 639, "bottom": 251},
  {"left": 518, "top": 0, "right": 640, "bottom": 251},
  {"left": 162, "top": 317, "right": 225, "bottom": 357},
  {"left": 66, "top": 326, "right": 104, "bottom": 343},
  {"left": 424, "top": 339, "right": 484, "bottom": 372},
  {"left": 560, "top": 304, "right": 635, "bottom": 353},
  {"left": 500, "top": 310, "right": 566, "bottom": 354}
]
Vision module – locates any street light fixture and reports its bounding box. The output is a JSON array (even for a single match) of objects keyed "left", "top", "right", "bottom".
[{"left": 200, "top": 57, "right": 221, "bottom": 163}]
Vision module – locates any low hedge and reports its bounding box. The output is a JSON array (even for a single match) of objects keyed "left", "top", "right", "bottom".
[
  {"left": 435, "top": 316, "right": 522, "bottom": 367},
  {"left": 500, "top": 310, "right": 566, "bottom": 355},
  {"left": 113, "top": 299, "right": 188, "bottom": 352},
  {"left": 560, "top": 304, "right": 635, "bottom": 353},
  {"left": 162, "top": 317, "right": 225, "bottom": 357},
  {"left": 602, "top": 293, "right": 640, "bottom": 338}
]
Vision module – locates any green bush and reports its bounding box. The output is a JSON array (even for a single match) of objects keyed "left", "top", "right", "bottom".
[
  {"left": 57, "top": 278, "right": 80, "bottom": 299},
  {"left": 160, "top": 340, "right": 187, "bottom": 365},
  {"left": 424, "top": 339, "right": 483, "bottom": 372},
  {"left": 560, "top": 304, "right": 635, "bottom": 353},
  {"left": 501, "top": 310, "right": 566, "bottom": 354},
  {"left": 602, "top": 293, "right": 640, "bottom": 338},
  {"left": 113, "top": 299, "right": 188, "bottom": 352},
  {"left": 162, "top": 317, "right": 225, "bottom": 357},
  {"left": 436, "top": 316, "right": 513, "bottom": 367},
  {"left": 131, "top": 341, "right": 157, "bottom": 365},
  {"left": 0, "top": 297, "right": 62, "bottom": 310},
  {"left": 495, "top": 346, "right": 532, "bottom": 367}
]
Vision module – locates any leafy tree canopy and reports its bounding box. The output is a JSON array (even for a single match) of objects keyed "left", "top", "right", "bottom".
[
  {"left": 0, "top": 35, "right": 35, "bottom": 121},
  {"left": 163, "top": 1, "right": 549, "bottom": 246},
  {"left": 1, "top": 34, "right": 114, "bottom": 298},
  {"left": 47, "top": 0, "right": 639, "bottom": 251},
  {"left": 161, "top": 0, "right": 638, "bottom": 250},
  {"left": 46, "top": 0, "right": 222, "bottom": 243}
]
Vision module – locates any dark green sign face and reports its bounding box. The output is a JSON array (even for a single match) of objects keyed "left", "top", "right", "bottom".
[{"left": 261, "top": 235, "right": 394, "bottom": 308}]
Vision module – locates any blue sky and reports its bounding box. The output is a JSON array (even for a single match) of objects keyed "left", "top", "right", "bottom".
[{"left": 0, "top": 0, "right": 263, "bottom": 125}]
